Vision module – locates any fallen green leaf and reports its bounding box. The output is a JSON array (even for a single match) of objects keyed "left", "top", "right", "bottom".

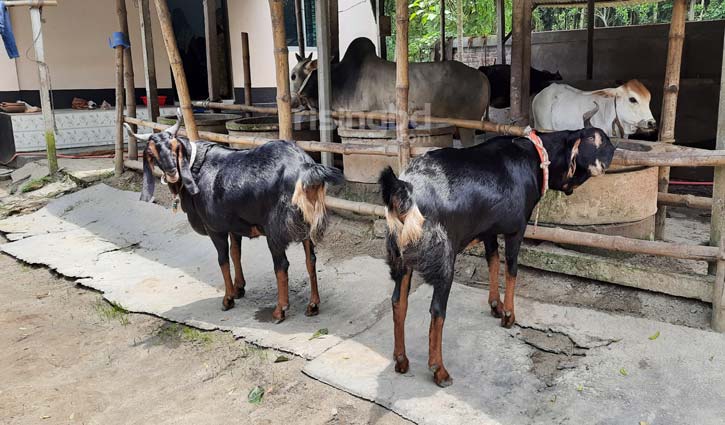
[
  {"left": 274, "top": 355, "right": 290, "bottom": 363},
  {"left": 309, "top": 328, "right": 329, "bottom": 340},
  {"left": 576, "top": 384, "right": 583, "bottom": 392},
  {"left": 648, "top": 331, "right": 660, "bottom": 340},
  {"left": 620, "top": 368, "right": 628, "bottom": 376},
  {"left": 247, "top": 386, "right": 264, "bottom": 405}
]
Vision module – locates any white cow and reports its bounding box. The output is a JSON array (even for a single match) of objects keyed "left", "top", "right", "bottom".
[{"left": 532, "top": 79, "right": 657, "bottom": 137}]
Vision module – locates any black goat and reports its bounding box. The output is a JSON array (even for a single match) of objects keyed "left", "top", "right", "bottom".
[
  {"left": 124, "top": 120, "right": 343, "bottom": 322},
  {"left": 379, "top": 127, "right": 615, "bottom": 387}
]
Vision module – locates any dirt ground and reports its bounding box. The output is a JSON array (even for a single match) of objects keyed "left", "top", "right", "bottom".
[{"left": 0, "top": 171, "right": 714, "bottom": 424}]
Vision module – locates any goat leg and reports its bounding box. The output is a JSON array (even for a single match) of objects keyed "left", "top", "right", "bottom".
[
  {"left": 392, "top": 268, "right": 413, "bottom": 374},
  {"left": 229, "top": 233, "right": 246, "bottom": 299},
  {"left": 210, "top": 232, "right": 235, "bottom": 311},
  {"left": 303, "top": 240, "right": 320, "bottom": 316},
  {"left": 270, "top": 249, "right": 290, "bottom": 324}
]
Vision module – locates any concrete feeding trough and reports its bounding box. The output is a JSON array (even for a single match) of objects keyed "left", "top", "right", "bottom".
[
  {"left": 338, "top": 121, "right": 455, "bottom": 183},
  {"left": 226, "top": 115, "right": 320, "bottom": 149},
  {"left": 537, "top": 140, "right": 658, "bottom": 241},
  {"left": 159, "top": 113, "right": 239, "bottom": 135}
]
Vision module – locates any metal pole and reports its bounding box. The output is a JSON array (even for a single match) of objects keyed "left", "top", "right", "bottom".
[
  {"left": 496, "top": 0, "right": 505, "bottom": 65},
  {"left": 395, "top": 0, "right": 410, "bottom": 169},
  {"left": 655, "top": 0, "right": 687, "bottom": 240},
  {"left": 268, "top": 0, "right": 293, "bottom": 140},
  {"left": 138, "top": 0, "right": 160, "bottom": 126},
  {"left": 586, "top": 0, "right": 594, "bottom": 80},
  {"left": 204, "top": 0, "right": 220, "bottom": 101},
  {"left": 315, "top": 0, "right": 334, "bottom": 166},
  {"left": 294, "top": 0, "right": 305, "bottom": 57},
  {"left": 29, "top": 6, "right": 58, "bottom": 174}
]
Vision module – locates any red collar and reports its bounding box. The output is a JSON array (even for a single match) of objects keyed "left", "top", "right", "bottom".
[{"left": 527, "top": 130, "right": 550, "bottom": 196}]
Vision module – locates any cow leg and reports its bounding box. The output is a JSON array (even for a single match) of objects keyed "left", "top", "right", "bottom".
[
  {"left": 210, "top": 232, "right": 235, "bottom": 311},
  {"left": 303, "top": 239, "right": 320, "bottom": 316},
  {"left": 428, "top": 262, "right": 454, "bottom": 388},
  {"left": 483, "top": 236, "right": 503, "bottom": 318},
  {"left": 459, "top": 128, "right": 476, "bottom": 147},
  {"left": 229, "top": 233, "right": 246, "bottom": 299},
  {"left": 501, "top": 230, "right": 524, "bottom": 328},
  {"left": 267, "top": 242, "right": 290, "bottom": 324}
]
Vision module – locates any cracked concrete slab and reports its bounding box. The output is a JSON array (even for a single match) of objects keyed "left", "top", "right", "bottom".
[
  {"left": 304, "top": 283, "right": 725, "bottom": 425},
  {"left": 0, "top": 184, "right": 394, "bottom": 359}
]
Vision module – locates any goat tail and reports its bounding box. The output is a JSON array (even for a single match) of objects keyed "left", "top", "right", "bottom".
[
  {"left": 292, "top": 163, "right": 344, "bottom": 244},
  {"left": 379, "top": 166, "right": 425, "bottom": 250}
]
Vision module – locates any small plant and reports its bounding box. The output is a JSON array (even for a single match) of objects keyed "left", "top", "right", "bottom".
[
  {"left": 94, "top": 300, "right": 130, "bottom": 326},
  {"left": 20, "top": 175, "right": 54, "bottom": 193},
  {"left": 155, "top": 323, "right": 214, "bottom": 346}
]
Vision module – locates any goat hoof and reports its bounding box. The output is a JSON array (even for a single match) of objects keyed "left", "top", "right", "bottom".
[
  {"left": 500, "top": 310, "right": 515, "bottom": 328},
  {"left": 394, "top": 354, "right": 409, "bottom": 374},
  {"left": 305, "top": 303, "right": 319, "bottom": 317},
  {"left": 272, "top": 306, "right": 286, "bottom": 324},
  {"left": 489, "top": 300, "right": 504, "bottom": 318},
  {"left": 221, "top": 296, "right": 235, "bottom": 311},
  {"left": 234, "top": 286, "right": 245, "bottom": 299},
  {"left": 430, "top": 364, "right": 452, "bottom": 387}
]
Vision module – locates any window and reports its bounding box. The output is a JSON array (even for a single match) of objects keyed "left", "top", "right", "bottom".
[{"left": 284, "top": 0, "right": 317, "bottom": 48}]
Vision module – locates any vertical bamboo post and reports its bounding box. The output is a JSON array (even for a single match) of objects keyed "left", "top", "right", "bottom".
[
  {"left": 114, "top": 45, "right": 125, "bottom": 176},
  {"left": 138, "top": 0, "right": 160, "bottom": 127},
  {"left": 521, "top": 0, "right": 532, "bottom": 123},
  {"left": 241, "top": 32, "right": 253, "bottom": 108},
  {"left": 438, "top": 0, "right": 445, "bottom": 61},
  {"left": 116, "top": 0, "right": 137, "bottom": 160},
  {"left": 655, "top": 0, "right": 687, "bottom": 241},
  {"left": 204, "top": 0, "right": 220, "bottom": 101},
  {"left": 713, "top": 238, "right": 725, "bottom": 332},
  {"left": 329, "top": 0, "right": 339, "bottom": 62},
  {"left": 294, "top": 0, "right": 305, "bottom": 57},
  {"left": 395, "top": 0, "right": 410, "bottom": 170},
  {"left": 510, "top": 0, "right": 524, "bottom": 123},
  {"left": 586, "top": 0, "right": 594, "bottom": 80},
  {"left": 268, "top": 0, "right": 293, "bottom": 141},
  {"left": 496, "top": 0, "right": 505, "bottom": 65},
  {"left": 153, "top": 0, "right": 199, "bottom": 140},
  {"left": 29, "top": 6, "right": 58, "bottom": 174},
  {"left": 315, "top": 0, "right": 334, "bottom": 166},
  {"left": 710, "top": 28, "right": 725, "bottom": 276}
]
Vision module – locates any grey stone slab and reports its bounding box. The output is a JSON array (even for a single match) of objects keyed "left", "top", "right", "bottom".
[
  {"left": 0, "top": 185, "right": 394, "bottom": 359},
  {"left": 304, "top": 283, "right": 725, "bottom": 425}
]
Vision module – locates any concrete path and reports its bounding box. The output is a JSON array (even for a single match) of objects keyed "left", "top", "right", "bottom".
[{"left": 2, "top": 185, "right": 725, "bottom": 424}]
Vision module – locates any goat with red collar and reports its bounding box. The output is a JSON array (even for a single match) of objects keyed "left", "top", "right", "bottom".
[
  {"left": 124, "top": 118, "right": 343, "bottom": 322},
  {"left": 379, "top": 127, "right": 615, "bottom": 387}
]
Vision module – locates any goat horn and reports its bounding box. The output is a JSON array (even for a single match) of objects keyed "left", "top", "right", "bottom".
[{"left": 123, "top": 123, "right": 153, "bottom": 141}]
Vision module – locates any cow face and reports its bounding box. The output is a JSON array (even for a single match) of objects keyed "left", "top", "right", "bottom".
[
  {"left": 555, "top": 128, "right": 616, "bottom": 196},
  {"left": 616, "top": 80, "right": 657, "bottom": 134},
  {"left": 291, "top": 53, "right": 318, "bottom": 109}
]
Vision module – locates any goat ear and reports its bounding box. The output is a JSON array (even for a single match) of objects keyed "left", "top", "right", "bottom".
[
  {"left": 140, "top": 147, "right": 156, "bottom": 202},
  {"left": 177, "top": 139, "right": 199, "bottom": 196},
  {"left": 567, "top": 138, "right": 581, "bottom": 179}
]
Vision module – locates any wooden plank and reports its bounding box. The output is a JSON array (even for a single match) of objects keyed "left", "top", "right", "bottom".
[
  {"left": 496, "top": 0, "right": 505, "bottom": 65},
  {"left": 241, "top": 32, "right": 253, "bottom": 107},
  {"left": 138, "top": 0, "right": 160, "bottom": 128},
  {"left": 204, "top": 0, "right": 220, "bottom": 101},
  {"left": 116, "top": 0, "right": 137, "bottom": 160},
  {"left": 586, "top": 0, "right": 594, "bottom": 79},
  {"left": 29, "top": 6, "right": 58, "bottom": 174},
  {"left": 315, "top": 0, "right": 334, "bottom": 166},
  {"left": 153, "top": 0, "right": 199, "bottom": 140},
  {"left": 395, "top": 0, "right": 410, "bottom": 169},
  {"left": 655, "top": 0, "right": 687, "bottom": 240}
]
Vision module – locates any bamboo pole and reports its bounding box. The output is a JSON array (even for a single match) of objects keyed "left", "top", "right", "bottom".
[
  {"left": 586, "top": 0, "right": 594, "bottom": 80},
  {"left": 29, "top": 5, "right": 58, "bottom": 174},
  {"left": 117, "top": 0, "right": 137, "bottom": 160},
  {"left": 268, "top": 0, "right": 293, "bottom": 141},
  {"left": 138, "top": 0, "right": 160, "bottom": 128},
  {"left": 658, "top": 192, "right": 713, "bottom": 210},
  {"left": 711, "top": 28, "right": 725, "bottom": 276},
  {"left": 655, "top": 0, "right": 687, "bottom": 240},
  {"left": 521, "top": 0, "right": 532, "bottom": 123},
  {"left": 153, "top": 0, "right": 199, "bottom": 140},
  {"left": 204, "top": 0, "right": 220, "bottom": 101},
  {"left": 496, "top": 0, "right": 505, "bottom": 65},
  {"left": 713, "top": 238, "right": 725, "bottom": 331},
  {"left": 114, "top": 45, "right": 125, "bottom": 176},
  {"left": 326, "top": 196, "right": 387, "bottom": 217},
  {"left": 4, "top": 0, "right": 57, "bottom": 6},
  {"left": 510, "top": 0, "right": 524, "bottom": 123},
  {"left": 294, "top": 0, "right": 305, "bottom": 57},
  {"left": 315, "top": 0, "right": 334, "bottom": 166},
  {"left": 241, "top": 32, "right": 253, "bottom": 108},
  {"left": 439, "top": 0, "right": 446, "bottom": 61},
  {"left": 395, "top": 0, "right": 411, "bottom": 170}
]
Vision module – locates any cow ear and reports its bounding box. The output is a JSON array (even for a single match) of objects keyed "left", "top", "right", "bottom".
[
  {"left": 308, "top": 59, "right": 318, "bottom": 71},
  {"left": 306, "top": 52, "right": 313, "bottom": 61},
  {"left": 295, "top": 52, "right": 303, "bottom": 62},
  {"left": 567, "top": 138, "right": 581, "bottom": 179}
]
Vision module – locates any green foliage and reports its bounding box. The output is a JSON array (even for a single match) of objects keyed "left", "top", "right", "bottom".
[{"left": 95, "top": 300, "right": 130, "bottom": 326}]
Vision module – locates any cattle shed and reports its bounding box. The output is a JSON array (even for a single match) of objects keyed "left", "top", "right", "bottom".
[{"left": 91, "top": 0, "right": 725, "bottom": 330}]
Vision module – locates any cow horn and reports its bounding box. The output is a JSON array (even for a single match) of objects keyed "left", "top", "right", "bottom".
[
  {"left": 583, "top": 101, "right": 600, "bottom": 128},
  {"left": 123, "top": 123, "right": 153, "bottom": 141}
]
